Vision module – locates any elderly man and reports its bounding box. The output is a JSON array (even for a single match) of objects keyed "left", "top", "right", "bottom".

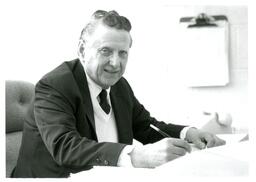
[{"left": 12, "top": 10, "right": 225, "bottom": 178}]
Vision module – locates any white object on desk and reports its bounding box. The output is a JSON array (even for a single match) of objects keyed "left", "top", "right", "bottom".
[
  {"left": 201, "top": 112, "right": 233, "bottom": 134},
  {"left": 217, "top": 112, "right": 233, "bottom": 126}
]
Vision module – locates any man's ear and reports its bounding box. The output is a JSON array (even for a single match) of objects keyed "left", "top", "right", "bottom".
[{"left": 78, "top": 41, "right": 85, "bottom": 60}]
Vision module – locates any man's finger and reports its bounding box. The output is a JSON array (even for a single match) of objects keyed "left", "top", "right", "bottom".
[
  {"left": 171, "top": 146, "right": 187, "bottom": 156},
  {"left": 171, "top": 139, "right": 191, "bottom": 153},
  {"left": 165, "top": 153, "right": 180, "bottom": 161},
  {"left": 203, "top": 134, "right": 216, "bottom": 148},
  {"left": 214, "top": 136, "right": 226, "bottom": 146},
  {"left": 194, "top": 139, "right": 206, "bottom": 149}
]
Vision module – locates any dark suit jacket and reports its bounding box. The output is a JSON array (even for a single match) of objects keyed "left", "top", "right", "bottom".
[{"left": 13, "top": 59, "right": 186, "bottom": 178}]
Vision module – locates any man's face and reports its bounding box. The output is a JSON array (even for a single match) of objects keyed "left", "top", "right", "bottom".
[{"left": 82, "top": 24, "right": 131, "bottom": 89}]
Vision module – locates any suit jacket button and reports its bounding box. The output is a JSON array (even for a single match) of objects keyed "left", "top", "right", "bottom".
[
  {"left": 104, "top": 160, "right": 109, "bottom": 165},
  {"left": 96, "top": 158, "right": 100, "bottom": 163}
]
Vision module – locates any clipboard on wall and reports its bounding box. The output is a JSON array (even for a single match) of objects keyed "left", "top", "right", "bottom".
[{"left": 178, "top": 13, "right": 229, "bottom": 87}]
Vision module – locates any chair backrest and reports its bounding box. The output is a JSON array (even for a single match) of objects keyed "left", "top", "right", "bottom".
[
  {"left": 6, "top": 80, "right": 35, "bottom": 133},
  {"left": 5, "top": 80, "right": 35, "bottom": 177}
]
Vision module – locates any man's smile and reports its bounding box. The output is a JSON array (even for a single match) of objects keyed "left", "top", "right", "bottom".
[{"left": 104, "top": 69, "right": 120, "bottom": 74}]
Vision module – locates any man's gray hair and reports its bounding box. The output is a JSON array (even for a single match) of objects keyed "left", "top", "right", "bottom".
[{"left": 79, "top": 10, "right": 132, "bottom": 43}]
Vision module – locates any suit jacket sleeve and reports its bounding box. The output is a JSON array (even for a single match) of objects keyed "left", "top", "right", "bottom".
[
  {"left": 120, "top": 78, "right": 187, "bottom": 144},
  {"left": 34, "top": 79, "right": 126, "bottom": 173},
  {"left": 132, "top": 95, "right": 187, "bottom": 144}
]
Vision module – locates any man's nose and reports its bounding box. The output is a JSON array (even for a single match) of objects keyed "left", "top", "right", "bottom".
[{"left": 109, "top": 53, "right": 120, "bottom": 67}]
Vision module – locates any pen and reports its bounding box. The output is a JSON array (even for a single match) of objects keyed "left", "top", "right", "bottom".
[
  {"left": 150, "top": 124, "right": 170, "bottom": 138},
  {"left": 150, "top": 124, "right": 193, "bottom": 153}
]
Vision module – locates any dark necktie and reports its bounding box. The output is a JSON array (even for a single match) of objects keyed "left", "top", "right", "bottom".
[{"left": 99, "top": 89, "right": 111, "bottom": 114}]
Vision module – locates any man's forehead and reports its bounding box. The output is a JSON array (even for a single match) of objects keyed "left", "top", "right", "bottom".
[
  {"left": 93, "top": 23, "right": 129, "bottom": 35},
  {"left": 88, "top": 24, "right": 131, "bottom": 48}
]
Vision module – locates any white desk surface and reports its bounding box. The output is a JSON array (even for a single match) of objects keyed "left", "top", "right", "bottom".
[
  {"left": 71, "top": 134, "right": 251, "bottom": 180},
  {"left": 156, "top": 140, "right": 249, "bottom": 176}
]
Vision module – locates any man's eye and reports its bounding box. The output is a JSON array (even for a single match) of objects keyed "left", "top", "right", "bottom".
[
  {"left": 100, "top": 48, "right": 112, "bottom": 56},
  {"left": 119, "top": 50, "right": 128, "bottom": 58}
]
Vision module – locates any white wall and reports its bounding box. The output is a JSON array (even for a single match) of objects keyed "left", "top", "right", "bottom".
[
  {"left": 2, "top": 1, "right": 248, "bottom": 129},
  {"left": 125, "top": 6, "right": 248, "bottom": 129}
]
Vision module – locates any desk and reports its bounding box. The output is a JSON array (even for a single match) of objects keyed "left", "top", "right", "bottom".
[
  {"left": 71, "top": 134, "right": 250, "bottom": 180},
  {"left": 156, "top": 140, "right": 249, "bottom": 176}
]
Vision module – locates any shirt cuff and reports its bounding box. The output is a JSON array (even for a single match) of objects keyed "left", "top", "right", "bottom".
[
  {"left": 180, "top": 126, "right": 192, "bottom": 140},
  {"left": 117, "top": 145, "right": 135, "bottom": 167}
]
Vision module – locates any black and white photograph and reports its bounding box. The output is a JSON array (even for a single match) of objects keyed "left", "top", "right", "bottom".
[{"left": 1, "top": 0, "right": 255, "bottom": 181}]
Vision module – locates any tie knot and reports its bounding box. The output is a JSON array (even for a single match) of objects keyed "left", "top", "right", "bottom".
[{"left": 99, "top": 89, "right": 110, "bottom": 114}]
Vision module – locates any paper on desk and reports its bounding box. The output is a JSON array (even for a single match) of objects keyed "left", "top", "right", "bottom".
[
  {"left": 190, "top": 133, "right": 248, "bottom": 152},
  {"left": 205, "top": 134, "right": 250, "bottom": 163},
  {"left": 156, "top": 139, "right": 250, "bottom": 176},
  {"left": 218, "top": 133, "right": 248, "bottom": 143}
]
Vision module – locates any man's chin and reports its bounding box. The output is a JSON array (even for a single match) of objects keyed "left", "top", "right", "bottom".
[{"left": 101, "top": 79, "right": 119, "bottom": 88}]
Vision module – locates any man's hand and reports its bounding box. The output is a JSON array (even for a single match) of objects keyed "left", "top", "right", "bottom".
[
  {"left": 185, "top": 128, "right": 226, "bottom": 149},
  {"left": 129, "top": 138, "right": 191, "bottom": 168}
]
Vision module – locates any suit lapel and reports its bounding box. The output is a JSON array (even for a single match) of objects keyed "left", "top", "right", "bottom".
[
  {"left": 72, "top": 60, "right": 96, "bottom": 132},
  {"left": 110, "top": 87, "right": 133, "bottom": 144}
]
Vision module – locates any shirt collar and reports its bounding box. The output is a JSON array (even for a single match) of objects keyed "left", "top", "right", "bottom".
[{"left": 81, "top": 60, "right": 110, "bottom": 99}]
